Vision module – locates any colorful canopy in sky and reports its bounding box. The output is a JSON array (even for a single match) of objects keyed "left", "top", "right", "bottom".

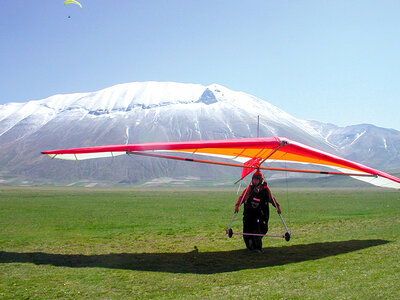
[
  {"left": 64, "top": 0, "right": 82, "bottom": 8},
  {"left": 42, "top": 136, "right": 400, "bottom": 189}
]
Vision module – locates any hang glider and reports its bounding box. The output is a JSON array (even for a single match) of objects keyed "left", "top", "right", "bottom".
[{"left": 42, "top": 136, "right": 400, "bottom": 189}]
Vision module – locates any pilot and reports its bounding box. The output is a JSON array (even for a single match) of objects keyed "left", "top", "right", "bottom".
[{"left": 235, "top": 170, "right": 281, "bottom": 253}]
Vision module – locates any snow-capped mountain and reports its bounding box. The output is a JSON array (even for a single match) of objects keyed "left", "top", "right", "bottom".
[
  {"left": 307, "top": 121, "right": 400, "bottom": 169},
  {"left": 1, "top": 81, "right": 399, "bottom": 185}
]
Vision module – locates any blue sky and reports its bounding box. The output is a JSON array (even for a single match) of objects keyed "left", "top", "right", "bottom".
[{"left": 1, "top": 0, "right": 400, "bottom": 130}]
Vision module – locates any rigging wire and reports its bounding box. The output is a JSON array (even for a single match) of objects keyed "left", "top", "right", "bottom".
[{"left": 285, "top": 157, "right": 291, "bottom": 232}]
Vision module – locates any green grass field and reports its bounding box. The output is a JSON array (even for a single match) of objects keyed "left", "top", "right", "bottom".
[{"left": 0, "top": 187, "right": 399, "bottom": 299}]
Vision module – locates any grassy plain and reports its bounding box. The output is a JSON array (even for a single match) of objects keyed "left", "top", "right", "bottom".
[{"left": 0, "top": 187, "right": 399, "bottom": 299}]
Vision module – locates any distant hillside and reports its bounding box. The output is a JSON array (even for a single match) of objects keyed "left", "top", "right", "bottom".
[{"left": 1, "top": 81, "right": 399, "bottom": 186}]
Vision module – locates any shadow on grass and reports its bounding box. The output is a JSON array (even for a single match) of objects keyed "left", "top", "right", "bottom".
[{"left": 0, "top": 239, "right": 389, "bottom": 274}]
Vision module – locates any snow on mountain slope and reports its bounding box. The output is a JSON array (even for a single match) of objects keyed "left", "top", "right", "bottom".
[
  {"left": 0, "top": 82, "right": 203, "bottom": 130},
  {"left": 0, "top": 81, "right": 326, "bottom": 143},
  {"left": 304, "top": 120, "right": 400, "bottom": 172}
]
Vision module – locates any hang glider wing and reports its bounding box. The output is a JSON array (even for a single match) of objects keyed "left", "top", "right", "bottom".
[{"left": 42, "top": 136, "right": 400, "bottom": 189}]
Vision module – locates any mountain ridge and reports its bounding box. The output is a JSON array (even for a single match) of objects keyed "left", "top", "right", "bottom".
[{"left": 1, "top": 81, "right": 399, "bottom": 186}]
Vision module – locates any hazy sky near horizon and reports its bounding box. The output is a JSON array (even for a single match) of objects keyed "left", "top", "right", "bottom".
[{"left": 1, "top": 1, "right": 400, "bottom": 130}]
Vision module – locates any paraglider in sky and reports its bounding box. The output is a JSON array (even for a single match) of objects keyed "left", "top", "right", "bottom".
[{"left": 64, "top": 0, "right": 82, "bottom": 8}]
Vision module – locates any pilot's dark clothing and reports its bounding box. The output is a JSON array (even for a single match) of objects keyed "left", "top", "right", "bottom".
[{"left": 241, "top": 182, "right": 275, "bottom": 251}]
